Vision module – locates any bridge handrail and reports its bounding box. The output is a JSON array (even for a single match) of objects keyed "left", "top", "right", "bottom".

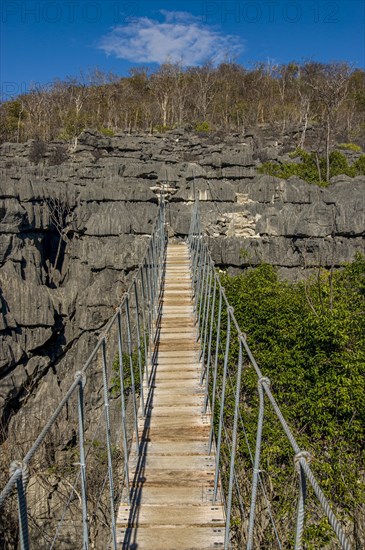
[
  {"left": 188, "top": 198, "right": 352, "bottom": 550},
  {"left": 0, "top": 200, "right": 167, "bottom": 549}
]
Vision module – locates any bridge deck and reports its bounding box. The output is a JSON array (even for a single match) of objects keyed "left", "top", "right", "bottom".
[{"left": 116, "top": 242, "right": 226, "bottom": 549}]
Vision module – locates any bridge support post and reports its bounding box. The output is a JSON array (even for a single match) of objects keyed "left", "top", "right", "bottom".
[
  {"left": 14, "top": 467, "right": 29, "bottom": 550},
  {"left": 203, "top": 276, "right": 217, "bottom": 412},
  {"left": 144, "top": 257, "right": 154, "bottom": 362},
  {"left": 151, "top": 235, "right": 159, "bottom": 322},
  {"left": 139, "top": 270, "right": 150, "bottom": 389},
  {"left": 247, "top": 377, "right": 270, "bottom": 550},
  {"left": 101, "top": 338, "right": 117, "bottom": 550},
  {"left": 224, "top": 339, "right": 244, "bottom": 550},
  {"left": 125, "top": 296, "right": 140, "bottom": 454},
  {"left": 208, "top": 291, "right": 222, "bottom": 452},
  {"left": 75, "top": 372, "right": 89, "bottom": 550},
  {"left": 200, "top": 267, "right": 213, "bottom": 377},
  {"left": 192, "top": 236, "right": 204, "bottom": 321},
  {"left": 196, "top": 246, "right": 208, "bottom": 335},
  {"left": 117, "top": 311, "right": 131, "bottom": 504},
  {"left": 294, "top": 451, "right": 310, "bottom": 550},
  {"left": 147, "top": 247, "right": 156, "bottom": 340},
  {"left": 134, "top": 281, "right": 145, "bottom": 417},
  {"left": 191, "top": 233, "right": 201, "bottom": 293},
  {"left": 213, "top": 308, "right": 232, "bottom": 501}
]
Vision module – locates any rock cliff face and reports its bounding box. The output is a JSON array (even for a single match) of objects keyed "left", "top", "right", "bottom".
[{"left": 0, "top": 129, "right": 364, "bottom": 436}]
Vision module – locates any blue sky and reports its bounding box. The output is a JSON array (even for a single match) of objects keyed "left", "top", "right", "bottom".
[{"left": 1, "top": 0, "right": 364, "bottom": 100}]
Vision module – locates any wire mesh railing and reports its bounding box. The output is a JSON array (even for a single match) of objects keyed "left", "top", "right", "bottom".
[
  {"left": 188, "top": 199, "right": 352, "bottom": 550},
  {"left": 0, "top": 201, "right": 167, "bottom": 550}
]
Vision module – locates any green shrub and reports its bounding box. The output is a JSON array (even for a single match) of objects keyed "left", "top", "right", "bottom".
[
  {"left": 288, "top": 147, "right": 309, "bottom": 159},
  {"left": 99, "top": 127, "right": 114, "bottom": 137},
  {"left": 259, "top": 150, "right": 364, "bottom": 185},
  {"left": 219, "top": 255, "right": 365, "bottom": 546},
  {"left": 195, "top": 121, "right": 212, "bottom": 133},
  {"left": 259, "top": 150, "right": 324, "bottom": 185},
  {"left": 354, "top": 155, "right": 365, "bottom": 175},
  {"left": 111, "top": 340, "right": 147, "bottom": 397},
  {"left": 58, "top": 110, "right": 91, "bottom": 141},
  {"left": 338, "top": 142, "right": 363, "bottom": 152},
  {"left": 153, "top": 124, "right": 171, "bottom": 133},
  {"left": 329, "top": 150, "right": 355, "bottom": 177}
]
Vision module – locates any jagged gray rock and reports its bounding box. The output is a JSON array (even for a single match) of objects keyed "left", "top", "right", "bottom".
[{"left": 0, "top": 129, "right": 364, "bottom": 447}]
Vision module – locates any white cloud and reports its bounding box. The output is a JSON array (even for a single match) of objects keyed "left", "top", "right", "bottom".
[
  {"left": 98, "top": 11, "right": 244, "bottom": 66},
  {"left": 159, "top": 10, "right": 199, "bottom": 23}
]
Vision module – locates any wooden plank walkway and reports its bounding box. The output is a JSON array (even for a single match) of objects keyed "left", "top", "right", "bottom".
[{"left": 116, "top": 242, "right": 226, "bottom": 549}]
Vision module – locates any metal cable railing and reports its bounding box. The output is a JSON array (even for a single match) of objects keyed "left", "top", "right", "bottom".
[
  {"left": 188, "top": 198, "right": 352, "bottom": 550},
  {"left": 0, "top": 201, "right": 167, "bottom": 550}
]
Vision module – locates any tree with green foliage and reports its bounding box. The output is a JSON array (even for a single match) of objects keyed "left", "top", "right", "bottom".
[
  {"left": 218, "top": 256, "right": 365, "bottom": 547},
  {"left": 0, "top": 99, "right": 27, "bottom": 142},
  {"left": 259, "top": 149, "right": 365, "bottom": 186}
]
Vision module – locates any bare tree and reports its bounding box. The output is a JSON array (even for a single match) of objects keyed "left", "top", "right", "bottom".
[
  {"left": 44, "top": 194, "right": 76, "bottom": 286},
  {"left": 171, "top": 63, "right": 190, "bottom": 127},
  {"left": 189, "top": 63, "right": 217, "bottom": 122},
  {"left": 304, "top": 62, "right": 351, "bottom": 182},
  {"left": 150, "top": 63, "right": 177, "bottom": 127}
]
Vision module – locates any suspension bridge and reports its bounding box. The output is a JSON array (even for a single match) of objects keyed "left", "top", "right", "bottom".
[{"left": 0, "top": 200, "right": 352, "bottom": 549}]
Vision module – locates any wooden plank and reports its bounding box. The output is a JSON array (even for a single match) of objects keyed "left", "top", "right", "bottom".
[
  {"left": 117, "top": 504, "right": 225, "bottom": 527},
  {"left": 147, "top": 402, "right": 205, "bottom": 413},
  {"left": 161, "top": 306, "right": 193, "bottom": 311},
  {"left": 151, "top": 402, "right": 204, "bottom": 413},
  {"left": 127, "top": 470, "right": 216, "bottom": 488},
  {"left": 144, "top": 420, "right": 210, "bottom": 433},
  {"left": 152, "top": 365, "right": 200, "bottom": 374},
  {"left": 116, "top": 526, "right": 224, "bottom": 549},
  {"left": 121, "top": 486, "right": 220, "bottom": 505},
  {"left": 137, "top": 426, "right": 211, "bottom": 441},
  {"left": 149, "top": 381, "right": 204, "bottom": 392},
  {"left": 140, "top": 441, "right": 210, "bottom": 455},
  {"left": 129, "top": 455, "right": 215, "bottom": 471},
  {"left": 155, "top": 350, "right": 199, "bottom": 358},
  {"left": 152, "top": 372, "right": 201, "bottom": 382},
  {"left": 159, "top": 318, "right": 195, "bottom": 325},
  {"left": 157, "top": 330, "right": 195, "bottom": 335}
]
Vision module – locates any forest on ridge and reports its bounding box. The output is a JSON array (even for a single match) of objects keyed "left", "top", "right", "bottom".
[{"left": 1, "top": 61, "right": 364, "bottom": 151}]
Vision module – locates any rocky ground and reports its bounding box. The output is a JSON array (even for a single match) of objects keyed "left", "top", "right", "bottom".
[{"left": 0, "top": 127, "right": 364, "bottom": 452}]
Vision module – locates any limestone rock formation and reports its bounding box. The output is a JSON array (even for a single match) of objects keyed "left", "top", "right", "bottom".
[{"left": 0, "top": 129, "right": 364, "bottom": 444}]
